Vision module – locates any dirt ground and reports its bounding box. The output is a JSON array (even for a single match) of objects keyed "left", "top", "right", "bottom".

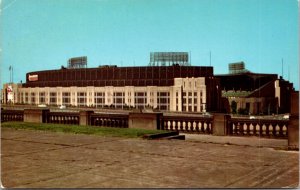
[{"left": 1, "top": 128, "right": 299, "bottom": 188}]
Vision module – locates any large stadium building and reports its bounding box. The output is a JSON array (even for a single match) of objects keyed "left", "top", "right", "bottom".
[{"left": 2, "top": 53, "right": 221, "bottom": 112}]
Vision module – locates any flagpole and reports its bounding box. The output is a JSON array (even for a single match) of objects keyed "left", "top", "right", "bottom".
[{"left": 9, "top": 66, "right": 11, "bottom": 84}]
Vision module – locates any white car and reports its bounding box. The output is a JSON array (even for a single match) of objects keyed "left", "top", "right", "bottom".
[
  {"left": 283, "top": 115, "right": 289, "bottom": 119},
  {"left": 59, "top": 105, "right": 66, "bottom": 109}
]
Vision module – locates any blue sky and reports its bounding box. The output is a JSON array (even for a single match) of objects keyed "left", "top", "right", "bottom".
[{"left": 1, "top": 0, "right": 299, "bottom": 89}]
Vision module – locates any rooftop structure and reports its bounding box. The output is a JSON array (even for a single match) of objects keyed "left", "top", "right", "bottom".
[
  {"left": 68, "top": 56, "right": 87, "bottom": 69},
  {"left": 149, "top": 52, "right": 190, "bottom": 66},
  {"left": 229, "top": 62, "right": 248, "bottom": 74}
]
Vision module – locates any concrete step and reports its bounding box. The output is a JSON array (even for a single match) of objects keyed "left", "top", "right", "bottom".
[
  {"left": 164, "top": 135, "right": 185, "bottom": 140},
  {"left": 143, "top": 131, "right": 179, "bottom": 140}
]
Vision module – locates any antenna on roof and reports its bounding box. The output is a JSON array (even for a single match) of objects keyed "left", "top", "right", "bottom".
[
  {"left": 281, "top": 58, "right": 284, "bottom": 79},
  {"left": 288, "top": 64, "right": 290, "bottom": 81},
  {"left": 189, "top": 51, "right": 191, "bottom": 65},
  {"left": 210, "top": 51, "right": 211, "bottom": 66}
]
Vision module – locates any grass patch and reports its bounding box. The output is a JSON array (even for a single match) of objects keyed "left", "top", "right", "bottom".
[{"left": 1, "top": 122, "right": 166, "bottom": 138}]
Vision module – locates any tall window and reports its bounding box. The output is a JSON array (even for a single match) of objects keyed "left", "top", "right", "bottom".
[
  {"left": 31, "top": 92, "right": 36, "bottom": 105},
  {"left": 20, "top": 92, "right": 24, "bottom": 104},
  {"left": 50, "top": 92, "right": 57, "bottom": 105},
  {"left": 113, "top": 92, "right": 125, "bottom": 108},
  {"left": 62, "top": 92, "right": 71, "bottom": 106},
  {"left": 39, "top": 92, "right": 45, "bottom": 104},
  {"left": 77, "top": 92, "right": 86, "bottom": 107},
  {"left": 134, "top": 92, "right": 147, "bottom": 109},
  {"left": 94, "top": 92, "right": 105, "bottom": 108},
  {"left": 25, "top": 92, "right": 29, "bottom": 104},
  {"left": 157, "top": 92, "right": 170, "bottom": 110}
]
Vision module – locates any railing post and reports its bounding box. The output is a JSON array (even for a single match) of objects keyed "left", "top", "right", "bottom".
[
  {"left": 24, "top": 109, "right": 50, "bottom": 123},
  {"left": 288, "top": 115, "right": 299, "bottom": 150},
  {"left": 79, "top": 111, "right": 94, "bottom": 126},
  {"left": 212, "top": 113, "right": 227, "bottom": 136},
  {"left": 128, "top": 112, "right": 163, "bottom": 130}
]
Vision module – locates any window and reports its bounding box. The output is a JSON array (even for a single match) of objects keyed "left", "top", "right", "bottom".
[
  {"left": 62, "top": 92, "right": 71, "bottom": 106},
  {"left": 77, "top": 92, "right": 86, "bottom": 107},
  {"left": 94, "top": 92, "right": 105, "bottom": 107},
  {"left": 31, "top": 92, "right": 36, "bottom": 105},
  {"left": 50, "top": 92, "right": 57, "bottom": 105},
  {"left": 134, "top": 92, "right": 147, "bottom": 109},
  {"left": 39, "top": 92, "right": 45, "bottom": 104},
  {"left": 113, "top": 92, "right": 125, "bottom": 108},
  {"left": 157, "top": 92, "right": 170, "bottom": 110}
]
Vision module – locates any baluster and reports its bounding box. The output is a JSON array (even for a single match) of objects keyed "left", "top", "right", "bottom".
[
  {"left": 282, "top": 124, "right": 288, "bottom": 137},
  {"left": 172, "top": 120, "right": 175, "bottom": 131},
  {"left": 206, "top": 122, "right": 209, "bottom": 133},
  {"left": 195, "top": 121, "right": 200, "bottom": 133},
  {"left": 209, "top": 122, "right": 213, "bottom": 134},
  {"left": 282, "top": 124, "right": 287, "bottom": 137},
  {"left": 269, "top": 124, "right": 274, "bottom": 136},
  {"left": 236, "top": 122, "right": 239, "bottom": 135},
  {"left": 186, "top": 121, "right": 190, "bottom": 132},
  {"left": 207, "top": 122, "right": 211, "bottom": 133},
  {"left": 176, "top": 121, "right": 180, "bottom": 131},
  {"left": 275, "top": 125, "right": 280, "bottom": 137},
  {"left": 192, "top": 121, "right": 196, "bottom": 132},
  {"left": 164, "top": 120, "right": 168, "bottom": 130},
  {"left": 266, "top": 123, "right": 270, "bottom": 137},
  {"left": 249, "top": 123, "right": 254, "bottom": 135},
  {"left": 203, "top": 122, "right": 207, "bottom": 133},
  {"left": 262, "top": 124, "right": 267, "bottom": 136},
  {"left": 279, "top": 124, "right": 283, "bottom": 137}
]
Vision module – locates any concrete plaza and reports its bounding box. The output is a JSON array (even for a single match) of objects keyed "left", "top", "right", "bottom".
[{"left": 1, "top": 128, "right": 299, "bottom": 188}]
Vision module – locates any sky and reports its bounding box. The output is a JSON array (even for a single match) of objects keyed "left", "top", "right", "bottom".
[{"left": 0, "top": 0, "right": 299, "bottom": 89}]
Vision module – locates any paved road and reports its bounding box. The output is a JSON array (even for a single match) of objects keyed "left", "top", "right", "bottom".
[{"left": 1, "top": 128, "right": 299, "bottom": 188}]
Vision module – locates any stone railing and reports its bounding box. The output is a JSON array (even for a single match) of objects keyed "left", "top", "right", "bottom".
[
  {"left": 161, "top": 115, "right": 213, "bottom": 134},
  {"left": 90, "top": 113, "right": 129, "bottom": 128},
  {"left": 1, "top": 109, "right": 24, "bottom": 122},
  {"left": 1, "top": 108, "right": 292, "bottom": 141},
  {"left": 226, "top": 117, "right": 289, "bottom": 138},
  {"left": 46, "top": 111, "right": 80, "bottom": 125}
]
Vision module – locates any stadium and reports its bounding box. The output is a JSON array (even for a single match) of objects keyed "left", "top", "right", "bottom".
[
  {"left": 2, "top": 53, "right": 296, "bottom": 114},
  {"left": 3, "top": 53, "right": 221, "bottom": 112}
]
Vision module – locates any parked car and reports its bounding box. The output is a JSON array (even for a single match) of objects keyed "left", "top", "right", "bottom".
[
  {"left": 59, "top": 105, "right": 66, "bottom": 109},
  {"left": 283, "top": 115, "right": 289, "bottom": 119}
]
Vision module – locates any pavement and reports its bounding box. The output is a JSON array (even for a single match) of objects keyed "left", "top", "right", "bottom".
[
  {"left": 182, "top": 133, "right": 288, "bottom": 149},
  {"left": 1, "top": 128, "right": 299, "bottom": 188}
]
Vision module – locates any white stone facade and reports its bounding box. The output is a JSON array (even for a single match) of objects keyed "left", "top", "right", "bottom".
[{"left": 3, "top": 77, "right": 207, "bottom": 112}]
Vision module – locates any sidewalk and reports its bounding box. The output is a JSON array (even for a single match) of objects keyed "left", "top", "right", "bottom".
[
  {"left": 182, "top": 133, "right": 288, "bottom": 149},
  {"left": 2, "top": 128, "right": 298, "bottom": 188}
]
